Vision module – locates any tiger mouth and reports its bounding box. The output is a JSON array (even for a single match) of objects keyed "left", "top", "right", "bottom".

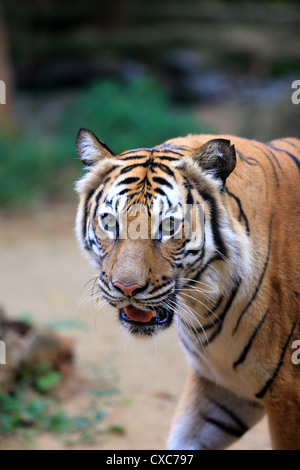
[{"left": 119, "top": 305, "right": 173, "bottom": 335}]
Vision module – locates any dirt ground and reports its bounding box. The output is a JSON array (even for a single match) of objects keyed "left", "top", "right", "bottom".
[{"left": 0, "top": 205, "right": 271, "bottom": 450}]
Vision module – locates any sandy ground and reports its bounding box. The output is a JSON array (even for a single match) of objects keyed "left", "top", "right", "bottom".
[{"left": 0, "top": 205, "right": 271, "bottom": 450}]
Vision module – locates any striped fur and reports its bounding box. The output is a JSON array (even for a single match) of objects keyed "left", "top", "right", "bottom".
[{"left": 75, "top": 130, "right": 300, "bottom": 450}]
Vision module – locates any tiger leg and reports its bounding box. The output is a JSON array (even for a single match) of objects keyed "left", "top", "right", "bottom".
[
  {"left": 167, "top": 368, "right": 265, "bottom": 450},
  {"left": 263, "top": 385, "right": 300, "bottom": 450}
]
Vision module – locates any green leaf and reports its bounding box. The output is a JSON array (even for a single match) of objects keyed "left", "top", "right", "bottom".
[
  {"left": 35, "top": 371, "right": 62, "bottom": 392},
  {"left": 107, "top": 425, "right": 126, "bottom": 435}
]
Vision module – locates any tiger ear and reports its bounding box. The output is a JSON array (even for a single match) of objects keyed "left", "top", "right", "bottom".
[
  {"left": 76, "top": 128, "right": 115, "bottom": 167},
  {"left": 194, "top": 139, "right": 236, "bottom": 183}
]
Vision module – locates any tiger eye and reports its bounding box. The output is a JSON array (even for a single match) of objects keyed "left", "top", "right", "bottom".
[{"left": 101, "top": 213, "right": 117, "bottom": 231}]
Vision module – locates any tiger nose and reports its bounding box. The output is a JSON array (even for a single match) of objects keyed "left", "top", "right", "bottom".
[{"left": 113, "top": 282, "right": 145, "bottom": 297}]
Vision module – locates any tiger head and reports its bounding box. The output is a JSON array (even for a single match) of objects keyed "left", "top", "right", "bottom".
[{"left": 75, "top": 129, "right": 249, "bottom": 337}]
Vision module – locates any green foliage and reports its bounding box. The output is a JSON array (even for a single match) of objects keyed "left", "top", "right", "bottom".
[
  {"left": 0, "top": 359, "right": 123, "bottom": 445},
  {"left": 107, "top": 425, "right": 126, "bottom": 435},
  {"left": 0, "top": 362, "right": 70, "bottom": 435},
  {"left": 21, "top": 362, "right": 62, "bottom": 393},
  {"left": 0, "top": 133, "right": 77, "bottom": 209},
  {"left": 0, "top": 78, "right": 209, "bottom": 210},
  {"left": 60, "top": 78, "right": 208, "bottom": 153},
  {"left": 35, "top": 371, "right": 62, "bottom": 393},
  {"left": 0, "top": 392, "right": 72, "bottom": 434}
]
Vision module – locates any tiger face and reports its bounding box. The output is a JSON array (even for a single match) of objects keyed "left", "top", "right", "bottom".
[{"left": 75, "top": 129, "right": 244, "bottom": 337}]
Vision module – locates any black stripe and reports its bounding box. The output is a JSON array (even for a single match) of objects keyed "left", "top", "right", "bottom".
[
  {"left": 237, "top": 150, "right": 269, "bottom": 195},
  {"left": 184, "top": 180, "right": 194, "bottom": 205},
  {"left": 175, "top": 240, "right": 188, "bottom": 252},
  {"left": 277, "top": 138, "right": 297, "bottom": 148},
  {"left": 148, "top": 280, "right": 173, "bottom": 295},
  {"left": 201, "top": 414, "right": 245, "bottom": 438},
  {"left": 94, "top": 184, "right": 104, "bottom": 204},
  {"left": 285, "top": 137, "right": 300, "bottom": 142},
  {"left": 137, "top": 174, "right": 151, "bottom": 190},
  {"left": 82, "top": 188, "right": 97, "bottom": 250},
  {"left": 206, "top": 294, "right": 224, "bottom": 318},
  {"left": 117, "top": 188, "right": 130, "bottom": 196},
  {"left": 99, "top": 277, "right": 110, "bottom": 290},
  {"left": 195, "top": 295, "right": 225, "bottom": 334},
  {"left": 153, "top": 163, "right": 176, "bottom": 178},
  {"left": 120, "top": 148, "right": 149, "bottom": 155},
  {"left": 160, "top": 253, "right": 175, "bottom": 267},
  {"left": 126, "top": 191, "right": 140, "bottom": 201},
  {"left": 92, "top": 187, "right": 103, "bottom": 222},
  {"left": 237, "top": 150, "right": 257, "bottom": 167},
  {"left": 154, "top": 149, "right": 184, "bottom": 157},
  {"left": 208, "top": 398, "right": 249, "bottom": 433},
  {"left": 252, "top": 144, "right": 280, "bottom": 187},
  {"left": 233, "top": 309, "right": 270, "bottom": 369},
  {"left": 117, "top": 176, "right": 140, "bottom": 185},
  {"left": 194, "top": 253, "right": 222, "bottom": 281},
  {"left": 262, "top": 145, "right": 282, "bottom": 171},
  {"left": 263, "top": 146, "right": 282, "bottom": 172},
  {"left": 202, "top": 294, "right": 224, "bottom": 324},
  {"left": 152, "top": 176, "right": 173, "bottom": 189},
  {"left": 226, "top": 189, "right": 250, "bottom": 235},
  {"left": 119, "top": 162, "right": 148, "bottom": 174},
  {"left": 186, "top": 189, "right": 194, "bottom": 205},
  {"left": 201, "top": 320, "right": 216, "bottom": 332},
  {"left": 190, "top": 231, "right": 206, "bottom": 271},
  {"left": 197, "top": 189, "right": 227, "bottom": 259},
  {"left": 268, "top": 144, "right": 300, "bottom": 172},
  {"left": 156, "top": 155, "right": 179, "bottom": 161},
  {"left": 91, "top": 175, "right": 115, "bottom": 226},
  {"left": 203, "top": 278, "right": 242, "bottom": 344},
  {"left": 106, "top": 164, "right": 121, "bottom": 176},
  {"left": 98, "top": 284, "right": 119, "bottom": 300},
  {"left": 120, "top": 154, "right": 149, "bottom": 160},
  {"left": 146, "top": 286, "right": 174, "bottom": 301},
  {"left": 232, "top": 216, "right": 273, "bottom": 335},
  {"left": 185, "top": 249, "right": 201, "bottom": 256},
  {"left": 255, "top": 322, "right": 296, "bottom": 399},
  {"left": 97, "top": 177, "right": 111, "bottom": 201},
  {"left": 154, "top": 187, "right": 172, "bottom": 206}
]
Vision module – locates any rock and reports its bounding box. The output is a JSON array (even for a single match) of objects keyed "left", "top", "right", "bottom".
[{"left": 0, "top": 307, "right": 74, "bottom": 393}]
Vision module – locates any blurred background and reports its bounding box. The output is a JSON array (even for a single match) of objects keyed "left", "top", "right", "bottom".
[
  {"left": 0, "top": 0, "right": 298, "bottom": 450},
  {"left": 1, "top": 0, "right": 299, "bottom": 210}
]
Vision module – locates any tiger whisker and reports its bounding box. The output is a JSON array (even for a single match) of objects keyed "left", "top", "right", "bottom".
[
  {"left": 177, "top": 277, "right": 213, "bottom": 289},
  {"left": 164, "top": 297, "right": 208, "bottom": 349},
  {"left": 177, "top": 291, "right": 220, "bottom": 326}
]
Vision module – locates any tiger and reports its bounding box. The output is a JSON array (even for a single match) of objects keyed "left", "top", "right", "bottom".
[{"left": 75, "top": 128, "right": 300, "bottom": 450}]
